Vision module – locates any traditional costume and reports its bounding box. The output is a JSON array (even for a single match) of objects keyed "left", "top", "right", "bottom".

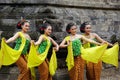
[
  {"left": 82, "top": 39, "right": 119, "bottom": 80},
  {"left": 0, "top": 32, "right": 31, "bottom": 80},
  {"left": 83, "top": 42, "right": 102, "bottom": 80},
  {"left": 27, "top": 35, "right": 57, "bottom": 80},
  {"left": 65, "top": 36, "right": 85, "bottom": 80}
]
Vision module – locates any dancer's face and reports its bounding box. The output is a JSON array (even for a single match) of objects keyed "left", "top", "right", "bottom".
[
  {"left": 70, "top": 25, "right": 77, "bottom": 35},
  {"left": 44, "top": 26, "right": 52, "bottom": 36},
  {"left": 22, "top": 22, "right": 30, "bottom": 33},
  {"left": 84, "top": 25, "right": 91, "bottom": 34}
]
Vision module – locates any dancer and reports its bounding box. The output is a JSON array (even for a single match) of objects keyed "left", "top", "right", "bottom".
[
  {"left": 59, "top": 23, "right": 102, "bottom": 80},
  {"left": 28, "top": 23, "right": 59, "bottom": 80},
  {"left": 1, "top": 20, "right": 32, "bottom": 80},
  {"left": 80, "top": 22, "right": 112, "bottom": 80}
]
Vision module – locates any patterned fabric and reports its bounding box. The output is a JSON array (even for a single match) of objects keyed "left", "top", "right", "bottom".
[
  {"left": 69, "top": 56, "right": 85, "bottom": 80},
  {"left": 72, "top": 39, "right": 82, "bottom": 56},
  {"left": 86, "top": 61, "right": 102, "bottom": 80},
  {"left": 14, "top": 37, "right": 30, "bottom": 55},
  {"left": 37, "top": 40, "right": 48, "bottom": 54},
  {"left": 16, "top": 56, "right": 31, "bottom": 80},
  {"left": 38, "top": 59, "right": 52, "bottom": 80},
  {"left": 83, "top": 37, "right": 102, "bottom": 80}
]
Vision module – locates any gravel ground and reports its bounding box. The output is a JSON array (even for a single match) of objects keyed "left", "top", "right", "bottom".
[{"left": 101, "top": 67, "right": 120, "bottom": 80}]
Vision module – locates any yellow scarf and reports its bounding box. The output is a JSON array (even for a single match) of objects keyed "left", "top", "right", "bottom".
[
  {"left": 27, "top": 35, "right": 51, "bottom": 68},
  {"left": 81, "top": 44, "right": 108, "bottom": 63},
  {"left": 65, "top": 36, "right": 74, "bottom": 71},
  {"left": 49, "top": 49, "right": 57, "bottom": 76},
  {"left": 82, "top": 42, "right": 119, "bottom": 67},
  {"left": 0, "top": 32, "right": 26, "bottom": 67},
  {"left": 27, "top": 35, "right": 57, "bottom": 76},
  {"left": 102, "top": 43, "right": 119, "bottom": 67}
]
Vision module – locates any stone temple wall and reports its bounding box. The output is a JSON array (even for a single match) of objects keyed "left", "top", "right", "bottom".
[
  {"left": 0, "top": 0, "right": 120, "bottom": 80},
  {"left": 0, "top": 0, "right": 120, "bottom": 42}
]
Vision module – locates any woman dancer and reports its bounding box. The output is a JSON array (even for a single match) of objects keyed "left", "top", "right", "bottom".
[
  {"left": 30, "top": 23, "right": 59, "bottom": 80},
  {"left": 5, "top": 20, "right": 31, "bottom": 80},
  {"left": 80, "top": 22, "right": 112, "bottom": 80},
  {"left": 59, "top": 23, "right": 102, "bottom": 80}
]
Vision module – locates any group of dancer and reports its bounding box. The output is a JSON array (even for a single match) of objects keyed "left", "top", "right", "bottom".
[{"left": 0, "top": 19, "right": 119, "bottom": 80}]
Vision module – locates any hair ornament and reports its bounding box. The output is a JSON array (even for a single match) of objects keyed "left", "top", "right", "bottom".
[{"left": 40, "top": 27, "right": 45, "bottom": 30}]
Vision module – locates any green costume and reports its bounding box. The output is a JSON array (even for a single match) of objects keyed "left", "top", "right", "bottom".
[
  {"left": 72, "top": 39, "right": 82, "bottom": 56},
  {"left": 14, "top": 37, "right": 30, "bottom": 55}
]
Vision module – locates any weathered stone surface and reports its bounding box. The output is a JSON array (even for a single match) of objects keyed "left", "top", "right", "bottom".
[
  {"left": 0, "top": 0, "right": 120, "bottom": 9},
  {"left": 0, "top": 6, "right": 120, "bottom": 43}
]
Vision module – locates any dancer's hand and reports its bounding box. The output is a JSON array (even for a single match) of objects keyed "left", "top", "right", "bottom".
[
  {"left": 102, "top": 41, "right": 107, "bottom": 44},
  {"left": 67, "top": 40, "right": 71, "bottom": 46},
  {"left": 31, "top": 40, "right": 35, "bottom": 44},
  {"left": 102, "top": 41, "right": 113, "bottom": 46},
  {"left": 3, "top": 38, "right": 6, "bottom": 42},
  {"left": 109, "top": 43, "right": 113, "bottom": 46},
  {"left": 53, "top": 46, "right": 59, "bottom": 52}
]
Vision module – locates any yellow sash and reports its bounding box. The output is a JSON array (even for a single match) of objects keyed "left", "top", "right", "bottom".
[
  {"left": 0, "top": 32, "right": 26, "bottom": 67},
  {"left": 49, "top": 49, "right": 57, "bottom": 76},
  {"left": 102, "top": 43, "right": 119, "bottom": 67},
  {"left": 82, "top": 42, "right": 119, "bottom": 67},
  {"left": 82, "top": 42, "right": 90, "bottom": 48},
  {"left": 28, "top": 35, "right": 57, "bottom": 76},
  {"left": 65, "top": 36, "right": 74, "bottom": 71},
  {"left": 81, "top": 44, "right": 108, "bottom": 63},
  {"left": 0, "top": 49, "right": 2, "bottom": 68},
  {"left": 27, "top": 35, "right": 51, "bottom": 68}
]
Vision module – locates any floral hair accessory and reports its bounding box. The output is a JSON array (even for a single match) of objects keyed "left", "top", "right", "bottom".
[
  {"left": 17, "top": 21, "right": 22, "bottom": 29},
  {"left": 80, "top": 28, "right": 84, "bottom": 31},
  {"left": 17, "top": 23, "right": 21, "bottom": 26},
  {"left": 67, "top": 30, "right": 70, "bottom": 32},
  {"left": 40, "top": 27, "right": 45, "bottom": 30}
]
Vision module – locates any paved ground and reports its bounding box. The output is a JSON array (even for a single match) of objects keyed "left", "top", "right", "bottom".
[
  {"left": 101, "top": 67, "right": 120, "bottom": 80},
  {"left": 0, "top": 63, "right": 120, "bottom": 80},
  {"left": 55, "top": 66, "right": 120, "bottom": 80}
]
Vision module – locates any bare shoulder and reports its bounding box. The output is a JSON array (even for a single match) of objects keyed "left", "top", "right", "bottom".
[
  {"left": 36, "top": 35, "right": 43, "bottom": 41},
  {"left": 39, "top": 35, "right": 44, "bottom": 39},
  {"left": 48, "top": 36, "right": 53, "bottom": 40},
  {"left": 47, "top": 36, "right": 55, "bottom": 42},
  {"left": 91, "top": 33, "right": 98, "bottom": 36},
  {"left": 26, "top": 33, "right": 30, "bottom": 37},
  {"left": 27, "top": 34, "right": 31, "bottom": 38},
  {"left": 14, "top": 32, "right": 20, "bottom": 37},
  {"left": 16, "top": 32, "right": 20, "bottom": 35},
  {"left": 76, "top": 34, "right": 82, "bottom": 38}
]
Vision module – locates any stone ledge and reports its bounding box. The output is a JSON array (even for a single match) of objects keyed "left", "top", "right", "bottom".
[{"left": 0, "top": 0, "right": 119, "bottom": 10}]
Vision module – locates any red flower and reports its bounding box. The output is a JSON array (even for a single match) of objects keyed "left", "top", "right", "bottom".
[
  {"left": 67, "top": 30, "right": 70, "bottom": 32},
  {"left": 40, "top": 28, "right": 44, "bottom": 30},
  {"left": 17, "top": 23, "right": 21, "bottom": 26}
]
